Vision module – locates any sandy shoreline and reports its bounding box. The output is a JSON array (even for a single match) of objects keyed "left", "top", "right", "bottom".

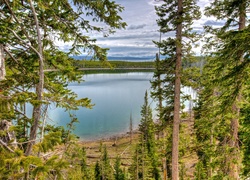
[{"left": 79, "top": 130, "right": 139, "bottom": 143}]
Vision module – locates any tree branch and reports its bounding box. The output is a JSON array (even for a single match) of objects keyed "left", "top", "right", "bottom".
[
  {"left": 7, "top": 28, "right": 41, "bottom": 57},
  {"left": 3, "top": 0, "right": 33, "bottom": 43},
  {"left": 0, "top": 139, "right": 15, "bottom": 153}
]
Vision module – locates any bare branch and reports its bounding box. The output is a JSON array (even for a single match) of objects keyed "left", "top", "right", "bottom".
[
  {"left": 3, "top": 0, "right": 33, "bottom": 43},
  {"left": 0, "top": 139, "right": 15, "bottom": 153},
  {"left": 7, "top": 28, "right": 41, "bottom": 57}
]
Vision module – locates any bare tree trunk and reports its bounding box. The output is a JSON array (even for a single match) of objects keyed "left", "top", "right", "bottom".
[
  {"left": 163, "top": 157, "right": 167, "bottom": 180},
  {"left": 130, "top": 113, "right": 133, "bottom": 144},
  {"left": 227, "top": 2, "right": 245, "bottom": 179},
  {"left": 156, "top": 53, "right": 163, "bottom": 114},
  {"left": 136, "top": 147, "right": 139, "bottom": 180},
  {"left": 171, "top": 0, "right": 182, "bottom": 179},
  {"left": 0, "top": 44, "right": 5, "bottom": 80},
  {"left": 25, "top": 0, "right": 44, "bottom": 156}
]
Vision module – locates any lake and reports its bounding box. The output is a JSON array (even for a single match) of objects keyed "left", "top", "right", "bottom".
[
  {"left": 46, "top": 72, "right": 196, "bottom": 140},
  {"left": 48, "top": 72, "right": 156, "bottom": 140}
]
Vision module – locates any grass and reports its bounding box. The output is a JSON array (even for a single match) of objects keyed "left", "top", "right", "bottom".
[{"left": 80, "top": 132, "right": 140, "bottom": 167}]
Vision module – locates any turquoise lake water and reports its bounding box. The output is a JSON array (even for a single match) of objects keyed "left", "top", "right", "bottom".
[
  {"left": 47, "top": 72, "right": 156, "bottom": 140},
  {"left": 44, "top": 72, "right": 196, "bottom": 140}
]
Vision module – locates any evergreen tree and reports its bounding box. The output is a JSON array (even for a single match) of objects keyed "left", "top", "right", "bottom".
[
  {"left": 136, "top": 91, "right": 160, "bottom": 179},
  {"left": 80, "top": 147, "right": 91, "bottom": 180},
  {"left": 129, "top": 143, "right": 150, "bottom": 180},
  {"left": 114, "top": 156, "right": 125, "bottom": 180},
  {"left": 100, "top": 145, "right": 114, "bottom": 180},
  {"left": 139, "top": 91, "right": 155, "bottom": 155},
  {"left": 0, "top": 0, "right": 126, "bottom": 178},
  {"left": 154, "top": 0, "right": 200, "bottom": 178},
  {"left": 196, "top": 0, "right": 249, "bottom": 178},
  {"left": 95, "top": 161, "right": 102, "bottom": 180}
]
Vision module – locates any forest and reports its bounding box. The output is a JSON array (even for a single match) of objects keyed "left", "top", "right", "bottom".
[{"left": 0, "top": 0, "right": 249, "bottom": 179}]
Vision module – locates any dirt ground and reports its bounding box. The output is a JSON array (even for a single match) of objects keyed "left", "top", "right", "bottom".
[{"left": 79, "top": 132, "right": 139, "bottom": 167}]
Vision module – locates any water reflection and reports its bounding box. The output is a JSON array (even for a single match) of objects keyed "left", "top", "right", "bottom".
[{"left": 48, "top": 72, "right": 155, "bottom": 140}]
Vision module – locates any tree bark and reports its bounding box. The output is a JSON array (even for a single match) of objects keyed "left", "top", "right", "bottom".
[
  {"left": 171, "top": 0, "right": 182, "bottom": 179},
  {"left": 228, "top": 1, "right": 245, "bottom": 179},
  {"left": 130, "top": 113, "right": 133, "bottom": 144},
  {"left": 0, "top": 44, "right": 5, "bottom": 80},
  {"left": 25, "top": 0, "right": 44, "bottom": 156}
]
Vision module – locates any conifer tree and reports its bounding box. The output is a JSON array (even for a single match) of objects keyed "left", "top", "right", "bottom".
[
  {"left": 80, "top": 147, "right": 91, "bottom": 180},
  {"left": 139, "top": 91, "right": 155, "bottom": 154},
  {"left": 129, "top": 143, "right": 150, "bottom": 180},
  {"left": 0, "top": 0, "right": 126, "bottom": 153},
  {"left": 200, "top": 0, "right": 249, "bottom": 178},
  {"left": 95, "top": 161, "right": 102, "bottom": 180},
  {"left": 154, "top": 0, "right": 200, "bottom": 178},
  {"left": 134, "top": 91, "right": 160, "bottom": 179},
  {"left": 99, "top": 145, "right": 114, "bottom": 180},
  {"left": 0, "top": 0, "right": 126, "bottom": 178},
  {"left": 114, "top": 156, "right": 125, "bottom": 180}
]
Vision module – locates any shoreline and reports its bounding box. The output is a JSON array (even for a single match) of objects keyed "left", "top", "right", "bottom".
[{"left": 79, "top": 129, "right": 139, "bottom": 143}]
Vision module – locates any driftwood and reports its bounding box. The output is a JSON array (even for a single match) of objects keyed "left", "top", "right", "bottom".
[{"left": 87, "top": 154, "right": 132, "bottom": 160}]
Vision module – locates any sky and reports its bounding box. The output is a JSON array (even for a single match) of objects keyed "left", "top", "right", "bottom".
[
  {"left": 64, "top": 0, "right": 217, "bottom": 59},
  {"left": 94, "top": 0, "right": 216, "bottom": 59},
  {"left": 94, "top": 0, "right": 163, "bottom": 59}
]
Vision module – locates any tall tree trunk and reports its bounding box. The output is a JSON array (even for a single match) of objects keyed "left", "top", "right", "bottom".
[
  {"left": 227, "top": 2, "right": 245, "bottom": 179},
  {"left": 130, "top": 113, "right": 133, "bottom": 144},
  {"left": 0, "top": 44, "right": 5, "bottom": 81},
  {"left": 25, "top": 0, "right": 44, "bottom": 156},
  {"left": 156, "top": 53, "right": 163, "bottom": 114},
  {"left": 171, "top": 0, "right": 182, "bottom": 179}
]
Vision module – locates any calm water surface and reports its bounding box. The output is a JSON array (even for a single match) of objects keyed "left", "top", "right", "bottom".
[{"left": 48, "top": 72, "right": 156, "bottom": 140}]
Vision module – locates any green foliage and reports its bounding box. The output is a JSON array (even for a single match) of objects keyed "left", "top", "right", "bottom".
[
  {"left": 194, "top": 0, "right": 249, "bottom": 178},
  {"left": 194, "top": 161, "right": 207, "bottom": 180},
  {"left": 130, "top": 91, "right": 160, "bottom": 180},
  {"left": 114, "top": 157, "right": 125, "bottom": 180},
  {"left": 129, "top": 143, "right": 148, "bottom": 180},
  {"left": 0, "top": 0, "right": 126, "bottom": 178},
  {"left": 35, "top": 131, "right": 62, "bottom": 153},
  {"left": 80, "top": 147, "right": 91, "bottom": 180},
  {"left": 152, "top": 0, "right": 201, "bottom": 126},
  {"left": 95, "top": 161, "right": 102, "bottom": 180},
  {"left": 94, "top": 145, "right": 114, "bottom": 180},
  {"left": 74, "top": 60, "right": 155, "bottom": 69},
  {"left": 239, "top": 90, "right": 250, "bottom": 178},
  {"left": 153, "top": 0, "right": 201, "bottom": 179},
  {"left": 101, "top": 145, "right": 114, "bottom": 180}
]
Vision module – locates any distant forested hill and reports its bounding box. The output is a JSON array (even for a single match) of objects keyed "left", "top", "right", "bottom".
[{"left": 71, "top": 56, "right": 155, "bottom": 61}]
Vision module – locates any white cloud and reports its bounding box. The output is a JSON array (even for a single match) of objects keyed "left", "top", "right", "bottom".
[{"left": 57, "top": 0, "right": 216, "bottom": 58}]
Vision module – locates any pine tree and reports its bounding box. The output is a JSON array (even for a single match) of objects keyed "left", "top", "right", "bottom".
[
  {"left": 114, "top": 156, "right": 125, "bottom": 180},
  {"left": 95, "top": 161, "right": 102, "bottom": 180},
  {"left": 80, "top": 147, "right": 91, "bottom": 180},
  {"left": 129, "top": 143, "right": 149, "bottom": 180},
  {"left": 154, "top": 0, "right": 200, "bottom": 178},
  {"left": 201, "top": 0, "right": 249, "bottom": 178},
  {"left": 132, "top": 91, "right": 160, "bottom": 179},
  {"left": 0, "top": 0, "right": 126, "bottom": 178},
  {"left": 100, "top": 145, "right": 114, "bottom": 180}
]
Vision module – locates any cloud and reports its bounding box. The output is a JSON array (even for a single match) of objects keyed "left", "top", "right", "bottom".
[
  {"left": 148, "top": 0, "right": 164, "bottom": 6},
  {"left": 127, "top": 24, "right": 147, "bottom": 30},
  {"left": 102, "top": 45, "right": 158, "bottom": 58},
  {"left": 68, "top": 0, "right": 217, "bottom": 58},
  {"left": 204, "top": 20, "right": 225, "bottom": 26}
]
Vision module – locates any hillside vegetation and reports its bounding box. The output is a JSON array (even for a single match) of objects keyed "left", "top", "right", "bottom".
[{"left": 73, "top": 60, "right": 155, "bottom": 69}]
